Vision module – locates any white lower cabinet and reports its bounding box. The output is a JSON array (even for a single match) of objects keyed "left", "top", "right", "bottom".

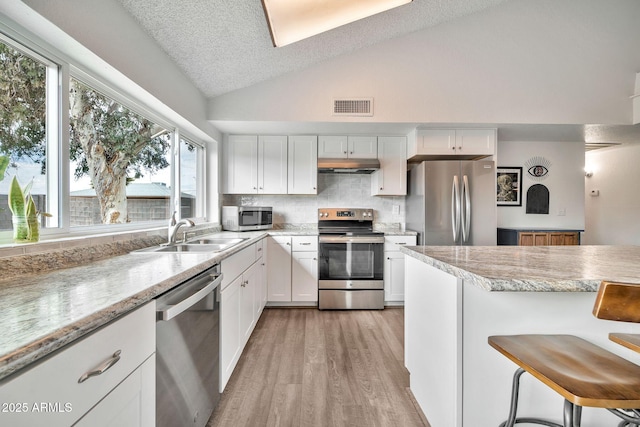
[
  {"left": 0, "top": 302, "right": 155, "bottom": 427},
  {"left": 267, "top": 235, "right": 318, "bottom": 304},
  {"left": 74, "top": 356, "right": 155, "bottom": 427},
  {"left": 384, "top": 235, "right": 417, "bottom": 302},
  {"left": 220, "top": 240, "right": 266, "bottom": 392},
  {"left": 291, "top": 251, "right": 318, "bottom": 301},
  {"left": 266, "top": 236, "right": 292, "bottom": 301}
]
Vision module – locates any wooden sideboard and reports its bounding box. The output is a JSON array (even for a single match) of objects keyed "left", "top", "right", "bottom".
[{"left": 497, "top": 228, "right": 582, "bottom": 246}]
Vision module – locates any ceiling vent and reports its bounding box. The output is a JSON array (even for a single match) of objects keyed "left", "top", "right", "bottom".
[{"left": 333, "top": 98, "right": 373, "bottom": 116}]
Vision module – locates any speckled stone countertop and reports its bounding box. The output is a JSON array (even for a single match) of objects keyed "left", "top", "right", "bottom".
[
  {"left": 401, "top": 245, "right": 640, "bottom": 292},
  {"left": 0, "top": 231, "right": 268, "bottom": 381}
]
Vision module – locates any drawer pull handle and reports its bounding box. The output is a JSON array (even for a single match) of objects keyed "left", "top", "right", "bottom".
[
  {"left": 78, "top": 350, "right": 122, "bottom": 384},
  {"left": 300, "top": 242, "right": 311, "bottom": 245}
]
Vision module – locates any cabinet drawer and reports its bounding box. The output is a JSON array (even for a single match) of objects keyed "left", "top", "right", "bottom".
[
  {"left": 384, "top": 235, "right": 417, "bottom": 251},
  {"left": 0, "top": 302, "right": 155, "bottom": 427},
  {"left": 221, "top": 243, "right": 257, "bottom": 289},
  {"left": 291, "top": 236, "right": 318, "bottom": 251}
]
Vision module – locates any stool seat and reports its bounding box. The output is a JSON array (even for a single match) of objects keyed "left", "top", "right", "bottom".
[
  {"left": 610, "top": 333, "right": 640, "bottom": 353},
  {"left": 489, "top": 334, "right": 640, "bottom": 409}
]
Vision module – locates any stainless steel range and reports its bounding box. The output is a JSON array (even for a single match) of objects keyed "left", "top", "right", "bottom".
[{"left": 317, "top": 208, "right": 385, "bottom": 310}]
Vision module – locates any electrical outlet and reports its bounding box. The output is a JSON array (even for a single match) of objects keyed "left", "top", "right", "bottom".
[
  {"left": 392, "top": 205, "right": 400, "bottom": 215},
  {"left": 558, "top": 208, "right": 566, "bottom": 216}
]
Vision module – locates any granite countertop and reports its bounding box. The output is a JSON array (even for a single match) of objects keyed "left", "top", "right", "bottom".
[
  {"left": 0, "top": 231, "right": 269, "bottom": 382},
  {"left": 401, "top": 245, "right": 640, "bottom": 292}
]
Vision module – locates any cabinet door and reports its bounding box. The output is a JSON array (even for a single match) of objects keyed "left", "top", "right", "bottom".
[
  {"left": 288, "top": 135, "right": 318, "bottom": 194},
  {"left": 348, "top": 136, "right": 378, "bottom": 158},
  {"left": 74, "top": 356, "right": 155, "bottom": 427},
  {"left": 292, "top": 251, "right": 318, "bottom": 302},
  {"left": 372, "top": 136, "right": 407, "bottom": 196},
  {"left": 258, "top": 135, "right": 288, "bottom": 194},
  {"left": 563, "top": 232, "right": 580, "bottom": 245},
  {"left": 241, "top": 262, "right": 260, "bottom": 344},
  {"left": 418, "top": 129, "right": 456, "bottom": 155},
  {"left": 318, "top": 135, "right": 348, "bottom": 158},
  {"left": 456, "top": 129, "right": 496, "bottom": 156},
  {"left": 519, "top": 232, "right": 549, "bottom": 246},
  {"left": 257, "top": 239, "right": 268, "bottom": 310},
  {"left": 224, "top": 135, "right": 258, "bottom": 194},
  {"left": 220, "top": 275, "right": 242, "bottom": 391},
  {"left": 267, "top": 236, "right": 292, "bottom": 301},
  {"left": 384, "top": 251, "right": 406, "bottom": 302}
]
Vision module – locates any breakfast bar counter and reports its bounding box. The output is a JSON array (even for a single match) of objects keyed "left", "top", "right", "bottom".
[{"left": 400, "top": 245, "right": 640, "bottom": 427}]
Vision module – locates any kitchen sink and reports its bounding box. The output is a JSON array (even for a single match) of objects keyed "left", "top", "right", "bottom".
[
  {"left": 132, "top": 237, "right": 247, "bottom": 254},
  {"left": 186, "top": 237, "right": 246, "bottom": 246}
]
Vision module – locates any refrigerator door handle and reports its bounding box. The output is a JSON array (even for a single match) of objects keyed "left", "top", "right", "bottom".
[
  {"left": 462, "top": 175, "right": 471, "bottom": 243},
  {"left": 451, "top": 175, "right": 460, "bottom": 242}
]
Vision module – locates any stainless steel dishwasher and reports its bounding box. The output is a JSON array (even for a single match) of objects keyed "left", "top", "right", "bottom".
[{"left": 156, "top": 264, "right": 222, "bottom": 427}]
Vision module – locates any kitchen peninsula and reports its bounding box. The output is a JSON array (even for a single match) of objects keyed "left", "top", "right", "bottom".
[{"left": 401, "top": 245, "right": 640, "bottom": 427}]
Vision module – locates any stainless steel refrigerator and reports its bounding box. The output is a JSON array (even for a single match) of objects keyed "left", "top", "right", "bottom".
[{"left": 406, "top": 160, "right": 497, "bottom": 246}]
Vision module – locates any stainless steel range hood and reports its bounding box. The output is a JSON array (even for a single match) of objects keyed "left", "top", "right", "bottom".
[{"left": 317, "top": 158, "right": 380, "bottom": 174}]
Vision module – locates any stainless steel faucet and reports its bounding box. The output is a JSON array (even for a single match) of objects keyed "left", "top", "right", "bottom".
[{"left": 167, "top": 211, "right": 195, "bottom": 244}]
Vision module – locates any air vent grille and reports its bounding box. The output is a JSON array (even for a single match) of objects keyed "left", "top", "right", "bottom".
[{"left": 333, "top": 98, "right": 373, "bottom": 116}]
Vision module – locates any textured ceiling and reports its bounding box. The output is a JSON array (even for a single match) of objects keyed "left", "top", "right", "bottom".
[{"left": 117, "top": 0, "right": 510, "bottom": 98}]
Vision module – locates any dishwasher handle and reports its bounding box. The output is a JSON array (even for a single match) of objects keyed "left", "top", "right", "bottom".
[{"left": 157, "top": 272, "right": 223, "bottom": 321}]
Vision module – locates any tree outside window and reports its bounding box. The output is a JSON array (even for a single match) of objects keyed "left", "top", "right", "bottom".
[{"left": 69, "top": 78, "right": 172, "bottom": 225}]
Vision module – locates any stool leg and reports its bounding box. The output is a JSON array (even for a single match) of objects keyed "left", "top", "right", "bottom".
[
  {"left": 501, "top": 368, "right": 526, "bottom": 427},
  {"left": 563, "top": 400, "right": 582, "bottom": 427}
]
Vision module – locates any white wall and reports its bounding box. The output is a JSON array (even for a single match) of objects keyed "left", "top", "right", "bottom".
[
  {"left": 210, "top": 0, "right": 640, "bottom": 127},
  {"left": 497, "top": 140, "right": 585, "bottom": 229},
  {"left": 584, "top": 144, "right": 640, "bottom": 245}
]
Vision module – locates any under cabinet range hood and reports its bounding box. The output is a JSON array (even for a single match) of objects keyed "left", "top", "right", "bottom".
[{"left": 317, "top": 158, "right": 381, "bottom": 174}]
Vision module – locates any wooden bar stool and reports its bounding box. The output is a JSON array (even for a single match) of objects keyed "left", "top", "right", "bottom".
[{"left": 489, "top": 281, "right": 640, "bottom": 427}]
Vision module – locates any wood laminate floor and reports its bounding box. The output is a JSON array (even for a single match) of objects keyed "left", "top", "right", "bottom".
[{"left": 207, "top": 307, "right": 429, "bottom": 427}]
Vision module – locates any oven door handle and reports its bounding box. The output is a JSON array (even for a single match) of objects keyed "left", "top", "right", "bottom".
[{"left": 319, "top": 235, "right": 385, "bottom": 244}]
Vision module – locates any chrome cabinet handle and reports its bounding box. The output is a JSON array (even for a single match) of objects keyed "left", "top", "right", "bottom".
[
  {"left": 300, "top": 242, "right": 311, "bottom": 245},
  {"left": 78, "top": 350, "right": 122, "bottom": 383},
  {"left": 257, "top": 247, "right": 262, "bottom": 251}
]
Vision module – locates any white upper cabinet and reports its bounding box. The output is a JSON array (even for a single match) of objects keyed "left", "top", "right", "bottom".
[
  {"left": 258, "top": 136, "right": 288, "bottom": 193},
  {"left": 288, "top": 135, "right": 318, "bottom": 194},
  {"left": 408, "top": 129, "right": 496, "bottom": 159},
  {"left": 347, "top": 136, "right": 378, "bottom": 158},
  {"left": 318, "top": 135, "right": 347, "bottom": 158},
  {"left": 223, "top": 135, "right": 258, "bottom": 194},
  {"left": 371, "top": 136, "right": 407, "bottom": 196},
  {"left": 223, "top": 135, "right": 288, "bottom": 194},
  {"left": 318, "top": 135, "right": 377, "bottom": 158}
]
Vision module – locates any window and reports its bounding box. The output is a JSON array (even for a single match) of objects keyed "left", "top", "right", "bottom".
[
  {"left": 0, "top": 29, "right": 208, "bottom": 243},
  {"left": 69, "top": 77, "right": 172, "bottom": 226},
  {"left": 179, "top": 137, "right": 204, "bottom": 219},
  {"left": 0, "top": 36, "right": 59, "bottom": 233}
]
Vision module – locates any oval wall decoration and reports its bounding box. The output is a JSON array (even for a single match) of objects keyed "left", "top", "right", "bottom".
[{"left": 524, "top": 156, "right": 552, "bottom": 181}]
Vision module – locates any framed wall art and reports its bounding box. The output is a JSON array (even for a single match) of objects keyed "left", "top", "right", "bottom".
[{"left": 496, "top": 167, "right": 522, "bottom": 206}]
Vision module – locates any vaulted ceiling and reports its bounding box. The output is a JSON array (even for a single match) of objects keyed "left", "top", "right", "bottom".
[{"left": 117, "top": 0, "right": 510, "bottom": 98}]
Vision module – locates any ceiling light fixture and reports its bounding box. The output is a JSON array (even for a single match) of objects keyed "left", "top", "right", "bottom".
[{"left": 261, "top": 0, "right": 413, "bottom": 47}]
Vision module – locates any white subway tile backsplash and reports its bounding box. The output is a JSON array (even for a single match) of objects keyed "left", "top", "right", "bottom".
[{"left": 223, "top": 174, "right": 405, "bottom": 225}]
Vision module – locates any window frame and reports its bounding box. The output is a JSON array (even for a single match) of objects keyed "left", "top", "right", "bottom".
[{"left": 0, "top": 28, "right": 208, "bottom": 244}]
